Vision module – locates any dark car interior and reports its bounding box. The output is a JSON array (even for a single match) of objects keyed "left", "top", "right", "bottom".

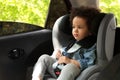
[{"left": 0, "top": 0, "right": 120, "bottom": 80}]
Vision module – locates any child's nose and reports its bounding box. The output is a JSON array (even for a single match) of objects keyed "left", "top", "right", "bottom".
[{"left": 74, "top": 28, "right": 78, "bottom": 32}]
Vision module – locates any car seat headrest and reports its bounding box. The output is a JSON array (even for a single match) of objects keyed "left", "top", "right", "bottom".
[
  {"left": 91, "top": 13, "right": 106, "bottom": 36},
  {"left": 58, "top": 14, "right": 72, "bottom": 35},
  {"left": 58, "top": 13, "right": 105, "bottom": 36}
]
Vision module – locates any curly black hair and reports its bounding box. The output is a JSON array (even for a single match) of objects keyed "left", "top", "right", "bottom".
[{"left": 70, "top": 6, "right": 101, "bottom": 35}]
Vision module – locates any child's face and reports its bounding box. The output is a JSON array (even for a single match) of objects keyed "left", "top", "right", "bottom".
[{"left": 72, "top": 16, "right": 91, "bottom": 41}]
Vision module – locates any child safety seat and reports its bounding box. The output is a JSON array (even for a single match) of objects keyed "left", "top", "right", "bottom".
[{"left": 47, "top": 13, "right": 116, "bottom": 80}]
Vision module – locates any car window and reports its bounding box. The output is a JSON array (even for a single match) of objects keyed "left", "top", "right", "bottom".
[
  {"left": 0, "top": 0, "right": 50, "bottom": 27},
  {"left": 100, "top": 0, "right": 120, "bottom": 26},
  {"left": 0, "top": 0, "right": 50, "bottom": 36},
  {"left": 0, "top": 22, "right": 43, "bottom": 36}
]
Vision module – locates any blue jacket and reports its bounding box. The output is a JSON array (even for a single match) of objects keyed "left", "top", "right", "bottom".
[{"left": 62, "top": 36, "right": 96, "bottom": 70}]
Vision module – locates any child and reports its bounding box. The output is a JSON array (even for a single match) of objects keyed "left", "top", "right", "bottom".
[{"left": 32, "top": 6, "right": 100, "bottom": 80}]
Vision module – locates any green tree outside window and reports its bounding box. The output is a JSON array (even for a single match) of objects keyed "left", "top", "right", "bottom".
[
  {"left": 100, "top": 0, "right": 120, "bottom": 26},
  {"left": 0, "top": 0, "right": 50, "bottom": 27}
]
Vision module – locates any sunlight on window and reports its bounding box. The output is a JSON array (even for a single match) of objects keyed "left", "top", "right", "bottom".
[
  {"left": 0, "top": 0, "right": 50, "bottom": 27},
  {"left": 100, "top": 0, "right": 120, "bottom": 26}
]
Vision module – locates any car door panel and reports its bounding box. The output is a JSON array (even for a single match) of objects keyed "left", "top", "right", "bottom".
[{"left": 0, "top": 29, "right": 53, "bottom": 80}]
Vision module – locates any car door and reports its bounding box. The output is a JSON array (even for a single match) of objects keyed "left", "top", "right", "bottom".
[
  {"left": 0, "top": 21, "right": 53, "bottom": 80},
  {"left": 0, "top": 0, "right": 70, "bottom": 80}
]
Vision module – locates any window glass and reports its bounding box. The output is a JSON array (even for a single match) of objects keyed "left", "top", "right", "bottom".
[
  {"left": 100, "top": 0, "right": 120, "bottom": 26},
  {"left": 0, "top": 22, "right": 43, "bottom": 36},
  {"left": 0, "top": 0, "right": 50, "bottom": 27},
  {"left": 0, "top": 0, "right": 50, "bottom": 36}
]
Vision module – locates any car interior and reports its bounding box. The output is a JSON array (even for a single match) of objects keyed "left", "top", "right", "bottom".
[{"left": 0, "top": 0, "right": 120, "bottom": 80}]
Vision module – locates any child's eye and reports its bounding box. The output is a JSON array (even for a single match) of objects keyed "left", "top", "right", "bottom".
[
  {"left": 78, "top": 26, "right": 83, "bottom": 29},
  {"left": 72, "top": 26, "right": 84, "bottom": 29}
]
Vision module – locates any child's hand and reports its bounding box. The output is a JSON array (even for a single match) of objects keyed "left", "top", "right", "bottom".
[
  {"left": 58, "top": 56, "right": 80, "bottom": 68},
  {"left": 55, "top": 50, "right": 62, "bottom": 59}
]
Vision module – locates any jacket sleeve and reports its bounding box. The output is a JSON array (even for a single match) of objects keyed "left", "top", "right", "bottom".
[{"left": 77, "top": 45, "right": 96, "bottom": 70}]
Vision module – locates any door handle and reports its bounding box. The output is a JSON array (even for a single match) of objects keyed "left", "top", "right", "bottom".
[{"left": 8, "top": 48, "right": 25, "bottom": 60}]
